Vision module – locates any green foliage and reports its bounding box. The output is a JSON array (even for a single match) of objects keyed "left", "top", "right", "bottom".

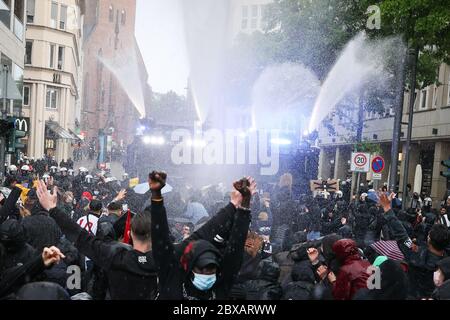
[
  {"left": 379, "top": 0, "right": 450, "bottom": 86},
  {"left": 224, "top": 0, "right": 450, "bottom": 139},
  {"left": 150, "top": 91, "right": 197, "bottom": 123},
  {"left": 354, "top": 141, "right": 383, "bottom": 154},
  {"left": 265, "top": 0, "right": 371, "bottom": 80}
]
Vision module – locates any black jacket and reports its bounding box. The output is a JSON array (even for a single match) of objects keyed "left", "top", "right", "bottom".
[
  {"left": 0, "top": 254, "right": 47, "bottom": 298},
  {"left": 150, "top": 200, "right": 251, "bottom": 300},
  {"left": 385, "top": 209, "right": 445, "bottom": 298},
  {"left": 0, "top": 187, "right": 22, "bottom": 224},
  {"left": 282, "top": 261, "right": 316, "bottom": 300},
  {"left": 241, "top": 260, "right": 282, "bottom": 300},
  {"left": 48, "top": 207, "right": 158, "bottom": 300}
]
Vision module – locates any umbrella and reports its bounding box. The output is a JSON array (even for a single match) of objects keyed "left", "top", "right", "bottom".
[{"left": 133, "top": 183, "right": 173, "bottom": 195}]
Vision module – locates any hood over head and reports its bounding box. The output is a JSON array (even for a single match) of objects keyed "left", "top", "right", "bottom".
[
  {"left": 332, "top": 239, "right": 360, "bottom": 262},
  {"left": 180, "top": 239, "right": 222, "bottom": 275},
  {"left": 16, "top": 282, "right": 70, "bottom": 300},
  {"left": 321, "top": 233, "right": 342, "bottom": 261},
  {"left": 257, "top": 260, "right": 280, "bottom": 282},
  {"left": 291, "top": 261, "right": 315, "bottom": 283}
]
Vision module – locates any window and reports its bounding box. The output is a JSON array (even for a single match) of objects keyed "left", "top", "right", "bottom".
[
  {"left": 23, "top": 86, "right": 30, "bottom": 106},
  {"left": 260, "top": 4, "right": 269, "bottom": 30},
  {"left": 251, "top": 5, "right": 258, "bottom": 29},
  {"left": 121, "top": 9, "right": 126, "bottom": 25},
  {"left": 420, "top": 89, "right": 427, "bottom": 110},
  {"left": 251, "top": 5, "right": 258, "bottom": 17},
  {"left": 49, "top": 44, "right": 55, "bottom": 68},
  {"left": 26, "top": 0, "right": 35, "bottom": 23},
  {"left": 109, "top": 5, "right": 114, "bottom": 22},
  {"left": 60, "top": 5, "right": 67, "bottom": 29},
  {"left": 57, "top": 46, "right": 64, "bottom": 70},
  {"left": 241, "top": 5, "right": 248, "bottom": 30},
  {"left": 412, "top": 91, "right": 418, "bottom": 110},
  {"left": 13, "top": 0, "right": 24, "bottom": 39},
  {"left": 46, "top": 86, "right": 59, "bottom": 109},
  {"left": 25, "top": 41, "right": 32, "bottom": 64},
  {"left": 448, "top": 75, "right": 450, "bottom": 106},
  {"left": 51, "top": 2, "right": 58, "bottom": 28},
  {"left": 14, "top": 0, "right": 23, "bottom": 22},
  {"left": 0, "top": 0, "right": 11, "bottom": 29}
]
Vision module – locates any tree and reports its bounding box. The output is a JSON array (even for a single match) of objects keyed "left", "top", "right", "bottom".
[
  {"left": 378, "top": 0, "right": 450, "bottom": 199},
  {"left": 150, "top": 91, "right": 198, "bottom": 125},
  {"left": 265, "top": 0, "right": 372, "bottom": 79},
  {"left": 379, "top": 0, "right": 450, "bottom": 88}
]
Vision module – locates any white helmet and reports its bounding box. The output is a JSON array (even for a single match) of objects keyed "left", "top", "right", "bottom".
[
  {"left": 8, "top": 165, "right": 17, "bottom": 172},
  {"left": 105, "top": 177, "right": 118, "bottom": 183},
  {"left": 85, "top": 174, "right": 93, "bottom": 183},
  {"left": 42, "top": 173, "right": 50, "bottom": 182},
  {"left": 361, "top": 193, "right": 368, "bottom": 200},
  {"left": 335, "top": 190, "right": 343, "bottom": 198},
  {"left": 424, "top": 197, "right": 432, "bottom": 206},
  {"left": 68, "top": 169, "right": 75, "bottom": 176},
  {"left": 21, "top": 165, "right": 30, "bottom": 171},
  {"left": 50, "top": 166, "right": 58, "bottom": 173},
  {"left": 79, "top": 167, "right": 88, "bottom": 173},
  {"left": 60, "top": 167, "right": 68, "bottom": 172}
]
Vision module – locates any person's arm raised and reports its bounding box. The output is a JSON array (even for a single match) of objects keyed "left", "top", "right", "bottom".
[
  {"left": 378, "top": 191, "right": 415, "bottom": 250},
  {"left": 146, "top": 171, "right": 177, "bottom": 279},
  {"left": 36, "top": 180, "right": 118, "bottom": 269},
  {"left": 218, "top": 177, "right": 256, "bottom": 297}
]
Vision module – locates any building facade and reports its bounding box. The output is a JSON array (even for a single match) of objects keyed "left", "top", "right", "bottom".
[
  {"left": 0, "top": 0, "right": 26, "bottom": 167},
  {"left": 82, "top": 0, "right": 148, "bottom": 154},
  {"left": 229, "top": 0, "right": 272, "bottom": 41},
  {"left": 23, "top": 0, "right": 84, "bottom": 161},
  {"left": 317, "top": 63, "right": 450, "bottom": 205}
]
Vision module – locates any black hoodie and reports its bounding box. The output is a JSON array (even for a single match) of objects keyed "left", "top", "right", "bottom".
[
  {"left": 150, "top": 200, "right": 251, "bottom": 300},
  {"left": 47, "top": 207, "right": 158, "bottom": 300},
  {"left": 282, "top": 260, "right": 315, "bottom": 300},
  {"left": 0, "top": 219, "right": 37, "bottom": 271},
  {"left": 241, "top": 260, "right": 282, "bottom": 300}
]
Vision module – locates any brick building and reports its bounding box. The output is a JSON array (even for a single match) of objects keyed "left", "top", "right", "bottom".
[{"left": 81, "top": 0, "right": 148, "bottom": 149}]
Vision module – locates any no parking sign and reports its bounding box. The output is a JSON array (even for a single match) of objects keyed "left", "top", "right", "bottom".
[
  {"left": 351, "top": 153, "right": 370, "bottom": 173},
  {"left": 371, "top": 156, "right": 385, "bottom": 173}
]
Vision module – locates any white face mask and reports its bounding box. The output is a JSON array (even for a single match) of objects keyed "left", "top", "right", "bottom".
[{"left": 434, "top": 270, "right": 444, "bottom": 287}]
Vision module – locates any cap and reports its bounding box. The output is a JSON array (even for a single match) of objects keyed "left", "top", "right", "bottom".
[{"left": 195, "top": 251, "right": 220, "bottom": 269}]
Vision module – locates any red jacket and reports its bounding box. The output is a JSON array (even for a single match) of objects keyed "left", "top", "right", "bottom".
[{"left": 332, "top": 239, "right": 371, "bottom": 300}]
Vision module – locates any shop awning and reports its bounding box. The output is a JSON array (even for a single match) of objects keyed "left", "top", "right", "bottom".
[
  {"left": 46, "top": 122, "right": 78, "bottom": 141},
  {"left": 69, "top": 129, "right": 82, "bottom": 141}
]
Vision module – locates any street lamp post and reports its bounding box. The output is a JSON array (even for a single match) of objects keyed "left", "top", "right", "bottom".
[{"left": 401, "top": 47, "right": 419, "bottom": 209}]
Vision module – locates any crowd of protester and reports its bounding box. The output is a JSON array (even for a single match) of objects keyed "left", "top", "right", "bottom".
[{"left": 1, "top": 158, "right": 450, "bottom": 300}]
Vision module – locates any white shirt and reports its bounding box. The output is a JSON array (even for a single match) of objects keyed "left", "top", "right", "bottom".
[{"left": 77, "top": 214, "right": 99, "bottom": 235}]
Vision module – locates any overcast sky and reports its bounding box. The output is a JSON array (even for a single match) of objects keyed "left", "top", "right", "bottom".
[{"left": 135, "top": 0, "right": 189, "bottom": 95}]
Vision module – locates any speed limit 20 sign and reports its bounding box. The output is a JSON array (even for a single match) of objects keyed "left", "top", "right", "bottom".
[{"left": 351, "top": 153, "right": 370, "bottom": 172}]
